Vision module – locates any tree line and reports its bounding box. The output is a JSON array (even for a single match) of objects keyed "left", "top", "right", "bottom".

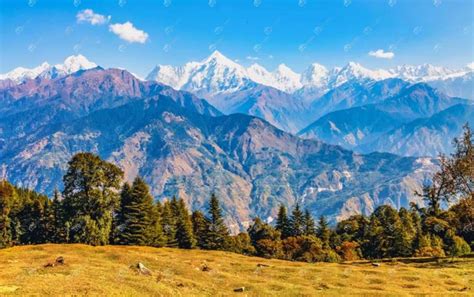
[{"left": 0, "top": 125, "right": 472, "bottom": 262}]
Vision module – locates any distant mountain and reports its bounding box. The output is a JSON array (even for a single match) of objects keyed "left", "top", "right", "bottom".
[
  {"left": 0, "top": 55, "right": 97, "bottom": 83},
  {"left": 0, "top": 68, "right": 434, "bottom": 231},
  {"left": 362, "top": 104, "right": 474, "bottom": 157},
  {"left": 299, "top": 83, "right": 468, "bottom": 151},
  {"left": 145, "top": 51, "right": 474, "bottom": 100},
  {"left": 306, "top": 78, "right": 410, "bottom": 121}
]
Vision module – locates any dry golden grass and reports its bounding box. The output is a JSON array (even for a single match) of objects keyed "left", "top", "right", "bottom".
[{"left": 0, "top": 244, "right": 472, "bottom": 296}]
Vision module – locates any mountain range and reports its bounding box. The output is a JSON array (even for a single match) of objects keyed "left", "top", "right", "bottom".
[{"left": 0, "top": 66, "right": 439, "bottom": 231}]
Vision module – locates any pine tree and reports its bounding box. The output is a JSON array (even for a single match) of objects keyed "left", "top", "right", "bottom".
[
  {"left": 0, "top": 181, "right": 15, "bottom": 248},
  {"left": 192, "top": 210, "right": 209, "bottom": 249},
  {"left": 317, "top": 216, "right": 331, "bottom": 247},
  {"left": 204, "top": 193, "right": 229, "bottom": 250},
  {"left": 275, "top": 204, "right": 291, "bottom": 239},
  {"left": 120, "top": 177, "right": 156, "bottom": 245},
  {"left": 303, "top": 209, "right": 316, "bottom": 236},
  {"left": 148, "top": 201, "right": 166, "bottom": 247},
  {"left": 51, "top": 189, "right": 66, "bottom": 243},
  {"left": 289, "top": 203, "right": 304, "bottom": 237},
  {"left": 175, "top": 199, "right": 196, "bottom": 249},
  {"left": 161, "top": 200, "right": 178, "bottom": 247},
  {"left": 113, "top": 183, "right": 132, "bottom": 244}
]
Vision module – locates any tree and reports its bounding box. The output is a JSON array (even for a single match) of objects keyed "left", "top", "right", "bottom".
[
  {"left": 275, "top": 204, "right": 291, "bottom": 239},
  {"left": 0, "top": 181, "right": 16, "bottom": 248},
  {"left": 444, "top": 230, "right": 471, "bottom": 258},
  {"left": 191, "top": 210, "right": 209, "bottom": 249},
  {"left": 204, "top": 194, "right": 229, "bottom": 250},
  {"left": 303, "top": 209, "right": 316, "bottom": 236},
  {"left": 161, "top": 200, "right": 178, "bottom": 247},
  {"left": 119, "top": 177, "right": 157, "bottom": 245},
  {"left": 289, "top": 203, "right": 304, "bottom": 237},
  {"left": 50, "top": 189, "right": 66, "bottom": 243},
  {"left": 248, "top": 217, "right": 282, "bottom": 258},
  {"left": 62, "top": 153, "right": 123, "bottom": 245},
  {"left": 317, "top": 216, "right": 331, "bottom": 248},
  {"left": 175, "top": 199, "right": 196, "bottom": 249}
]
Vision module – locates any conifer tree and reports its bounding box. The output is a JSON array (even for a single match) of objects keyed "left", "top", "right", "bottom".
[
  {"left": 303, "top": 209, "right": 316, "bottom": 236},
  {"left": 175, "top": 199, "right": 196, "bottom": 249},
  {"left": 191, "top": 210, "right": 209, "bottom": 249},
  {"left": 317, "top": 215, "right": 331, "bottom": 247},
  {"left": 275, "top": 204, "right": 291, "bottom": 239},
  {"left": 0, "top": 181, "right": 15, "bottom": 248},
  {"left": 161, "top": 200, "right": 178, "bottom": 247},
  {"left": 50, "top": 189, "right": 66, "bottom": 243},
  {"left": 120, "top": 177, "right": 157, "bottom": 245},
  {"left": 204, "top": 193, "right": 229, "bottom": 250},
  {"left": 113, "top": 183, "right": 132, "bottom": 244},
  {"left": 289, "top": 203, "right": 304, "bottom": 237}
]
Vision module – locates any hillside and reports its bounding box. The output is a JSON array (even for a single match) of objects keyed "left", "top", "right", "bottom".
[{"left": 0, "top": 244, "right": 472, "bottom": 296}]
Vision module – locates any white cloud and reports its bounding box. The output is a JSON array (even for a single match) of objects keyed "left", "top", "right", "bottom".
[
  {"left": 76, "top": 9, "right": 110, "bottom": 25},
  {"left": 246, "top": 56, "right": 260, "bottom": 61},
  {"left": 109, "top": 22, "right": 149, "bottom": 44},
  {"left": 368, "top": 49, "right": 395, "bottom": 59},
  {"left": 466, "top": 62, "right": 474, "bottom": 70}
]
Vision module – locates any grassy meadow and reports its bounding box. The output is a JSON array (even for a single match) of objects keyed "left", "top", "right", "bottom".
[{"left": 0, "top": 244, "right": 472, "bottom": 296}]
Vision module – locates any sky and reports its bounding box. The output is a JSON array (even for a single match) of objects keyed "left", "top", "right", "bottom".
[{"left": 0, "top": 0, "right": 473, "bottom": 77}]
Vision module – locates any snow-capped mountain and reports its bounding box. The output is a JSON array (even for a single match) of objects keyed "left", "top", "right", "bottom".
[
  {"left": 146, "top": 51, "right": 255, "bottom": 98},
  {"left": 146, "top": 51, "right": 473, "bottom": 100},
  {"left": 0, "top": 54, "right": 97, "bottom": 83}
]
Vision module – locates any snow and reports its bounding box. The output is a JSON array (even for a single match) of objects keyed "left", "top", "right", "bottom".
[{"left": 0, "top": 54, "right": 97, "bottom": 83}]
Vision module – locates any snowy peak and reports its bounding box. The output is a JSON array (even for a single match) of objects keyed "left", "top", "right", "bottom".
[
  {"left": 145, "top": 52, "right": 473, "bottom": 97},
  {"left": 301, "top": 63, "right": 329, "bottom": 87},
  {"left": 55, "top": 54, "right": 97, "bottom": 74},
  {"left": 0, "top": 54, "right": 97, "bottom": 83}
]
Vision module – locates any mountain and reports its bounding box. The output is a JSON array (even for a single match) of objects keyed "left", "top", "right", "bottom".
[
  {"left": 0, "top": 55, "right": 97, "bottom": 83},
  {"left": 305, "top": 78, "right": 410, "bottom": 122},
  {"left": 362, "top": 104, "right": 474, "bottom": 157},
  {"left": 209, "top": 85, "right": 310, "bottom": 133},
  {"left": 299, "top": 84, "right": 469, "bottom": 154},
  {"left": 145, "top": 52, "right": 474, "bottom": 101},
  {"left": 0, "top": 68, "right": 434, "bottom": 231}
]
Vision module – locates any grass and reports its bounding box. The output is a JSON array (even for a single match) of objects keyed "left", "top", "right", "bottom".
[{"left": 0, "top": 244, "right": 472, "bottom": 296}]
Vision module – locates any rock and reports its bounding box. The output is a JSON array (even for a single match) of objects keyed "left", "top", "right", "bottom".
[
  {"left": 257, "top": 263, "right": 270, "bottom": 267},
  {"left": 200, "top": 263, "right": 211, "bottom": 272},
  {"left": 131, "top": 262, "right": 152, "bottom": 276},
  {"left": 233, "top": 287, "right": 245, "bottom": 292},
  {"left": 371, "top": 263, "right": 381, "bottom": 267},
  {"left": 55, "top": 256, "right": 65, "bottom": 265}
]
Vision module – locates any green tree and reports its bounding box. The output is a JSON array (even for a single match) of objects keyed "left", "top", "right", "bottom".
[
  {"left": 289, "top": 203, "right": 304, "bottom": 237},
  {"left": 303, "top": 209, "right": 316, "bottom": 236},
  {"left": 62, "top": 153, "right": 123, "bottom": 245},
  {"left": 191, "top": 210, "right": 209, "bottom": 249},
  {"left": 0, "top": 181, "right": 16, "bottom": 248},
  {"left": 175, "top": 199, "right": 196, "bottom": 249},
  {"left": 204, "top": 194, "right": 229, "bottom": 250},
  {"left": 161, "top": 200, "right": 178, "bottom": 247},
  {"left": 317, "top": 216, "right": 331, "bottom": 248},
  {"left": 119, "top": 177, "right": 157, "bottom": 245},
  {"left": 275, "top": 204, "right": 291, "bottom": 239}
]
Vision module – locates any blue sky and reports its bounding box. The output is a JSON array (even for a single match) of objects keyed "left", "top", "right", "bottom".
[{"left": 1, "top": 0, "right": 473, "bottom": 77}]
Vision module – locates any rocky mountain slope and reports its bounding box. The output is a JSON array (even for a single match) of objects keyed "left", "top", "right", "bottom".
[
  {"left": 362, "top": 104, "right": 474, "bottom": 157},
  {"left": 299, "top": 83, "right": 469, "bottom": 154},
  {"left": 0, "top": 68, "right": 435, "bottom": 231}
]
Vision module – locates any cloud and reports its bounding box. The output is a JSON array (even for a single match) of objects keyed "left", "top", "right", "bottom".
[
  {"left": 246, "top": 56, "right": 260, "bottom": 61},
  {"left": 368, "top": 49, "right": 395, "bottom": 59},
  {"left": 109, "top": 22, "right": 149, "bottom": 44},
  {"left": 466, "top": 62, "right": 474, "bottom": 70},
  {"left": 76, "top": 9, "right": 110, "bottom": 25}
]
